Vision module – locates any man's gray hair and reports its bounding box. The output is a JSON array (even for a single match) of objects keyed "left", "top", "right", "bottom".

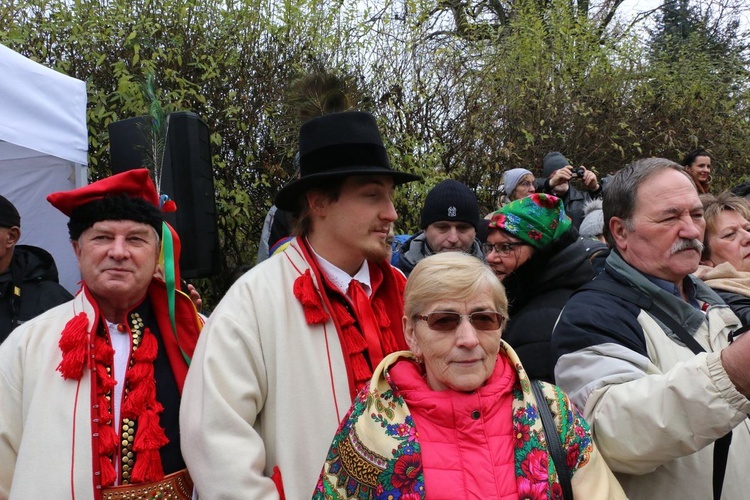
[{"left": 603, "top": 158, "right": 692, "bottom": 247}]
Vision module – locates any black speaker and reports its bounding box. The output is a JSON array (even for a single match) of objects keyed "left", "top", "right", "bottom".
[{"left": 108, "top": 112, "right": 220, "bottom": 279}]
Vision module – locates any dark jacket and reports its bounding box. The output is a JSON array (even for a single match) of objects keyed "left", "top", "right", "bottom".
[
  {"left": 395, "top": 231, "right": 485, "bottom": 277},
  {"left": 580, "top": 239, "right": 610, "bottom": 275},
  {"left": 0, "top": 245, "right": 73, "bottom": 343},
  {"left": 501, "top": 229, "right": 596, "bottom": 382},
  {"left": 715, "top": 290, "right": 750, "bottom": 327},
  {"left": 537, "top": 180, "right": 602, "bottom": 229}
]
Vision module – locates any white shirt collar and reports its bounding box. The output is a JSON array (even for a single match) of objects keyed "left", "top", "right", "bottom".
[{"left": 309, "top": 241, "right": 372, "bottom": 297}]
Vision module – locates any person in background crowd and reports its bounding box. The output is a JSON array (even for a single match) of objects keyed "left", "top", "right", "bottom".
[
  {"left": 538, "top": 151, "right": 602, "bottom": 229},
  {"left": 0, "top": 194, "right": 72, "bottom": 343},
  {"left": 314, "top": 252, "right": 626, "bottom": 499},
  {"left": 180, "top": 111, "right": 421, "bottom": 499},
  {"left": 390, "top": 232, "right": 412, "bottom": 266},
  {"left": 731, "top": 180, "right": 750, "bottom": 200},
  {"left": 395, "top": 179, "right": 483, "bottom": 277},
  {"left": 552, "top": 158, "right": 750, "bottom": 499},
  {"left": 0, "top": 169, "right": 203, "bottom": 498},
  {"left": 497, "top": 167, "right": 535, "bottom": 206},
  {"left": 578, "top": 198, "right": 609, "bottom": 274},
  {"left": 681, "top": 148, "right": 712, "bottom": 194},
  {"left": 256, "top": 204, "right": 293, "bottom": 264},
  {"left": 579, "top": 199, "right": 605, "bottom": 243},
  {"left": 483, "top": 193, "right": 595, "bottom": 382},
  {"left": 694, "top": 191, "right": 750, "bottom": 326}
]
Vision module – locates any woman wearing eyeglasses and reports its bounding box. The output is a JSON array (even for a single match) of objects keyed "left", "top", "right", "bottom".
[
  {"left": 484, "top": 194, "right": 596, "bottom": 382},
  {"left": 498, "top": 168, "right": 536, "bottom": 207},
  {"left": 314, "top": 252, "right": 624, "bottom": 499}
]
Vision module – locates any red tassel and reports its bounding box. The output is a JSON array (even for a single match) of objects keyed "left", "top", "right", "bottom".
[
  {"left": 95, "top": 363, "right": 117, "bottom": 393},
  {"left": 130, "top": 408, "right": 168, "bottom": 483},
  {"left": 130, "top": 449, "right": 165, "bottom": 483},
  {"left": 93, "top": 335, "right": 115, "bottom": 364},
  {"left": 122, "top": 328, "right": 160, "bottom": 416},
  {"left": 122, "top": 369, "right": 156, "bottom": 417},
  {"left": 294, "top": 272, "right": 329, "bottom": 325},
  {"left": 371, "top": 297, "right": 403, "bottom": 353},
  {"left": 378, "top": 320, "right": 400, "bottom": 354},
  {"left": 99, "top": 455, "right": 117, "bottom": 487},
  {"left": 350, "top": 354, "right": 372, "bottom": 386},
  {"left": 379, "top": 329, "right": 400, "bottom": 355},
  {"left": 98, "top": 423, "right": 119, "bottom": 455},
  {"left": 372, "top": 299, "right": 391, "bottom": 328},
  {"left": 133, "top": 408, "right": 169, "bottom": 451},
  {"left": 133, "top": 329, "right": 158, "bottom": 362},
  {"left": 123, "top": 358, "right": 149, "bottom": 385},
  {"left": 340, "top": 326, "right": 367, "bottom": 353},
  {"left": 331, "top": 301, "right": 355, "bottom": 328},
  {"left": 57, "top": 313, "right": 89, "bottom": 379},
  {"left": 97, "top": 396, "right": 112, "bottom": 426}
]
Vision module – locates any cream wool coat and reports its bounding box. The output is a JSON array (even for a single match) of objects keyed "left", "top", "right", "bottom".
[
  {"left": 0, "top": 292, "right": 102, "bottom": 498},
  {"left": 181, "top": 239, "right": 392, "bottom": 499},
  {"left": 0, "top": 284, "right": 201, "bottom": 499}
]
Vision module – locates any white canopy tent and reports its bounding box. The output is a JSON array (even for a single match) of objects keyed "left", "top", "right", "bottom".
[{"left": 0, "top": 43, "right": 88, "bottom": 294}]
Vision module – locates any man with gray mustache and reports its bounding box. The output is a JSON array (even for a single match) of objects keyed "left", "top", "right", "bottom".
[{"left": 551, "top": 158, "right": 750, "bottom": 499}]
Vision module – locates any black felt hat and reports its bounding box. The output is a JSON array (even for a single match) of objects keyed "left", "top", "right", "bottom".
[{"left": 274, "top": 111, "right": 421, "bottom": 211}]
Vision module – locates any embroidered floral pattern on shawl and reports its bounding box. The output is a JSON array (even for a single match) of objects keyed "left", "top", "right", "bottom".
[{"left": 314, "top": 342, "right": 594, "bottom": 499}]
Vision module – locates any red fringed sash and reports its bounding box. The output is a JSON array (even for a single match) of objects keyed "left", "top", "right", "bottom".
[
  {"left": 293, "top": 268, "right": 403, "bottom": 390},
  {"left": 57, "top": 314, "right": 168, "bottom": 487}
]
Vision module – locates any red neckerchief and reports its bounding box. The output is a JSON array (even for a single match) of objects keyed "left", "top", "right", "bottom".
[{"left": 291, "top": 238, "right": 406, "bottom": 398}]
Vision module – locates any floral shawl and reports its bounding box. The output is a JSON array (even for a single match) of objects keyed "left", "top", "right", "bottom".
[{"left": 313, "top": 341, "right": 598, "bottom": 499}]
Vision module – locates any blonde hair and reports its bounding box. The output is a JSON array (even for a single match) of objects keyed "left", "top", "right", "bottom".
[
  {"left": 701, "top": 191, "right": 750, "bottom": 260},
  {"left": 404, "top": 252, "right": 508, "bottom": 320}
]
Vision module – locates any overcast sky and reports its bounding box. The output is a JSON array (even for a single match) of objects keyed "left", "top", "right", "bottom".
[{"left": 617, "top": 0, "right": 750, "bottom": 29}]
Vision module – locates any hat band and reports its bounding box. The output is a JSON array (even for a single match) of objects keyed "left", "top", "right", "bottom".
[{"left": 299, "top": 143, "right": 391, "bottom": 176}]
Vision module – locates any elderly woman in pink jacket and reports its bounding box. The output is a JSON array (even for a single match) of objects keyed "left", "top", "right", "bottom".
[{"left": 314, "top": 252, "right": 625, "bottom": 499}]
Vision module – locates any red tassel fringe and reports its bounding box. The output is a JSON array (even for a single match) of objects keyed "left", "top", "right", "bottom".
[
  {"left": 122, "top": 328, "right": 168, "bottom": 483},
  {"left": 373, "top": 299, "right": 400, "bottom": 354},
  {"left": 57, "top": 313, "right": 89, "bottom": 379},
  {"left": 100, "top": 455, "right": 117, "bottom": 486},
  {"left": 130, "top": 449, "right": 164, "bottom": 483},
  {"left": 291, "top": 269, "right": 401, "bottom": 389},
  {"left": 294, "top": 271, "right": 329, "bottom": 325},
  {"left": 130, "top": 408, "right": 168, "bottom": 483}
]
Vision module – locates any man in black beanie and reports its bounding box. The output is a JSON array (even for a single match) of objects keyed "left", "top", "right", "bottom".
[
  {"left": 395, "top": 179, "right": 484, "bottom": 276},
  {"left": 0, "top": 194, "right": 71, "bottom": 342}
]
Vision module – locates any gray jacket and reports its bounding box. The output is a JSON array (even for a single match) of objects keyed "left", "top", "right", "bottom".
[{"left": 394, "top": 231, "right": 484, "bottom": 277}]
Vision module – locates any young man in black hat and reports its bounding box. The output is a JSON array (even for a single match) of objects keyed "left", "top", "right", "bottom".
[
  {"left": 0, "top": 194, "right": 71, "bottom": 342},
  {"left": 181, "top": 111, "right": 421, "bottom": 499},
  {"left": 395, "top": 178, "right": 484, "bottom": 276}
]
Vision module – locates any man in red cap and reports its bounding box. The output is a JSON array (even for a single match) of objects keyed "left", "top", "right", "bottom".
[
  {"left": 0, "top": 169, "right": 202, "bottom": 499},
  {"left": 180, "top": 111, "right": 421, "bottom": 499}
]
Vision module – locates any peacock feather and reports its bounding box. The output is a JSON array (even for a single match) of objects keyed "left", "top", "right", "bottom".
[{"left": 139, "top": 72, "right": 169, "bottom": 194}]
